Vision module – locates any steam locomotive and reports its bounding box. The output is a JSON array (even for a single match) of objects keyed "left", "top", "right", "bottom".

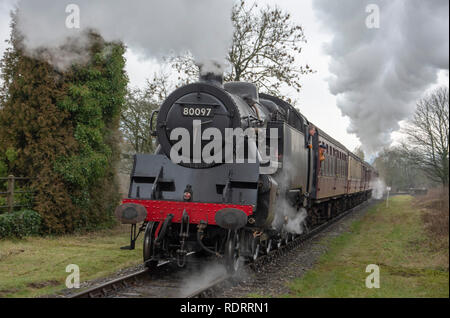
[{"left": 115, "top": 72, "right": 376, "bottom": 272}]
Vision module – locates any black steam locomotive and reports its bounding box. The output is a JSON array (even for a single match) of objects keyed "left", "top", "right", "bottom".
[{"left": 115, "top": 72, "right": 376, "bottom": 272}]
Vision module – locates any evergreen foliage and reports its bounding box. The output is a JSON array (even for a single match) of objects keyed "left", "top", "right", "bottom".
[
  {"left": 0, "top": 21, "right": 127, "bottom": 233},
  {"left": 0, "top": 209, "right": 41, "bottom": 238}
]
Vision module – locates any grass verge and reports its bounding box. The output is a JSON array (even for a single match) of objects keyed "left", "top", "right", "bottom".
[
  {"left": 0, "top": 224, "right": 142, "bottom": 297},
  {"left": 284, "top": 196, "right": 449, "bottom": 297}
]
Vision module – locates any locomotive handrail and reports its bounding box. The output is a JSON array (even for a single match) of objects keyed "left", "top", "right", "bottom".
[{"left": 150, "top": 109, "right": 160, "bottom": 136}]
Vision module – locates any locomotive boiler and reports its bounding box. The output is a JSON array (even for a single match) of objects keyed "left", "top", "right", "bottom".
[{"left": 115, "top": 72, "right": 376, "bottom": 272}]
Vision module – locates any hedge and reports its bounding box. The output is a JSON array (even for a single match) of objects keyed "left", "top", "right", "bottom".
[{"left": 0, "top": 210, "right": 42, "bottom": 238}]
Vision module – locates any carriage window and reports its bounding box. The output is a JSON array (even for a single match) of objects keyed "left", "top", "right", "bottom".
[
  {"left": 329, "top": 156, "right": 332, "bottom": 176},
  {"left": 327, "top": 157, "right": 330, "bottom": 176},
  {"left": 330, "top": 157, "right": 333, "bottom": 176},
  {"left": 333, "top": 157, "right": 336, "bottom": 175},
  {"left": 322, "top": 155, "right": 325, "bottom": 176},
  {"left": 329, "top": 157, "right": 332, "bottom": 176},
  {"left": 330, "top": 157, "right": 332, "bottom": 176},
  {"left": 333, "top": 156, "right": 336, "bottom": 175}
]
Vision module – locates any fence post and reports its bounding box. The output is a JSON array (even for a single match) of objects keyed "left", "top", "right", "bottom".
[{"left": 7, "top": 175, "right": 14, "bottom": 213}]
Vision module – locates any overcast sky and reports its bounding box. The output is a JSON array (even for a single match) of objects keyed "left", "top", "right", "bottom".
[{"left": 0, "top": 0, "right": 448, "bottom": 156}]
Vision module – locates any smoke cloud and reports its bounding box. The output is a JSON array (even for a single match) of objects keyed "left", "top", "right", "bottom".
[
  {"left": 271, "top": 161, "right": 308, "bottom": 235},
  {"left": 14, "top": 0, "right": 233, "bottom": 72},
  {"left": 179, "top": 263, "right": 228, "bottom": 297},
  {"left": 313, "top": 0, "right": 449, "bottom": 153},
  {"left": 370, "top": 178, "right": 386, "bottom": 199}
]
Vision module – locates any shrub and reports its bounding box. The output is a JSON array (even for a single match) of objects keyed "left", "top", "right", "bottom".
[
  {"left": 0, "top": 210, "right": 41, "bottom": 239},
  {"left": 0, "top": 22, "right": 126, "bottom": 233}
]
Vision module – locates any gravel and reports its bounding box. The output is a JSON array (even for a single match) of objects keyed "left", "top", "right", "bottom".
[{"left": 217, "top": 200, "right": 377, "bottom": 298}]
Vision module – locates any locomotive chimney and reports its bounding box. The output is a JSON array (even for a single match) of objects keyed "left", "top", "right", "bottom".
[
  {"left": 199, "top": 72, "right": 224, "bottom": 86},
  {"left": 198, "top": 62, "right": 223, "bottom": 87}
]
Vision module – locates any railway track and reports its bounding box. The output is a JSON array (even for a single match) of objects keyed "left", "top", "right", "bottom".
[{"left": 68, "top": 200, "right": 372, "bottom": 298}]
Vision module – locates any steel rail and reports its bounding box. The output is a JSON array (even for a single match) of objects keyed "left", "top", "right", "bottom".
[
  {"left": 68, "top": 200, "right": 373, "bottom": 298},
  {"left": 184, "top": 200, "right": 373, "bottom": 298},
  {"left": 69, "top": 268, "right": 150, "bottom": 298}
]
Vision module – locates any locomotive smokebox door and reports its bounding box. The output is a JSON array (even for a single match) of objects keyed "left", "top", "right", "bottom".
[
  {"left": 215, "top": 208, "right": 248, "bottom": 230},
  {"left": 115, "top": 203, "right": 147, "bottom": 224}
]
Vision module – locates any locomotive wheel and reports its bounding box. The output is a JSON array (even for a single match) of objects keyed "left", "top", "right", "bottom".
[
  {"left": 224, "top": 231, "right": 241, "bottom": 274},
  {"left": 276, "top": 239, "right": 282, "bottom": 249},
  {"left": 284, "top": 233, "right": 291, "bottom": 244},
  {"left": 143, "top": 222, "right": 159, "bottom": 269},
  {"left": 251, "top": 237, "right": 260, "bottom": 261},
  {"left": 280, "top": 229, "right": 289, "bottom": 246},
  {"left": 264, "top": 239, "right": 272, "bottom": 254},
  {"left": 302, "top": 220, "right": 310, "bottom": 235}
]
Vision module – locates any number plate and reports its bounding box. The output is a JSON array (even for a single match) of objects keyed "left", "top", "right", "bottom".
[{"left": 182, "top": 106, "right": 214, "bottom": 117}]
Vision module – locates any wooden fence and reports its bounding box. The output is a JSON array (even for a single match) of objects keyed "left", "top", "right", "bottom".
[{"left": 0, "top": 175, "right": 34, "bottom": 213}]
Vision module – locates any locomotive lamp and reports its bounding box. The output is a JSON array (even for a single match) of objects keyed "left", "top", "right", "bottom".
[
  {"left": 114, "top": 203, "right": 147, "bottom": 225},
  {"left": 114, "top": 203, "right": 148, "bottom": 250},
  {"left": 183, "top": 192, "right": 192, "bottom": 201},
  {"left": 183, "top": 185, "right": 193, "bottom": 201}
]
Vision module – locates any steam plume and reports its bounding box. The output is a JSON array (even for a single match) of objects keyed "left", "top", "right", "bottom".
[
  {"left": 314, "top": 0, "right": 449, "bottom": 153},
  {"left": 271, "top": 161, "right": 308, "bottom": 235},
  {"left": 371, "top": 178, "right": 386, "bottom": 200},
  {"left": 179, "top": 263, "right": 227, "bottom": 297},
  {"left": 14, "top": 0, "right": 233, "bottom": 72}
]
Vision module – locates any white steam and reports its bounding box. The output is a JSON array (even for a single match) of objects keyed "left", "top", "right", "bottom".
[
  {"left": 272, "top": 199, "right": 308, "bottom": 235},
  {"left": 371, "top": 178, "right": 386, "bottom": 200},
  {"left": 271, "top": 164, "right": 308, "bottom": 235},
  {"left": 271, "top": 160, "right": 309, "bottom": 235},
  {"left": 314, "top": 0, "right": 449, "bottom": 154},
  {"left": 285, "top": 207, "right": 308, "bottom": 235},
  {"left": 179, "top": 263, "right": 227, "bottom": 297},
  {"left": 14, "top": 0, "right": 233, "bottom": 72}
]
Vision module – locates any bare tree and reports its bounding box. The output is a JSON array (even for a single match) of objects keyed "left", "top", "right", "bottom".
[
  {"left": 120, "top": 73, "right": 171, "bottom": 155},
  {"left": 403, "top": 86, "right": 449, "bottom": 186},
  {"left": 171, "top": 0, "right": 314, "bottom": 100},
  {"left": 374, "top": 146, "right": 431, "bottom": 191}
]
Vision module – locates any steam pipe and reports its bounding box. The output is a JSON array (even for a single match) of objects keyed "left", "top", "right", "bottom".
[{"left": 197, "top": 221, "right": 222, "bottom": 257}]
